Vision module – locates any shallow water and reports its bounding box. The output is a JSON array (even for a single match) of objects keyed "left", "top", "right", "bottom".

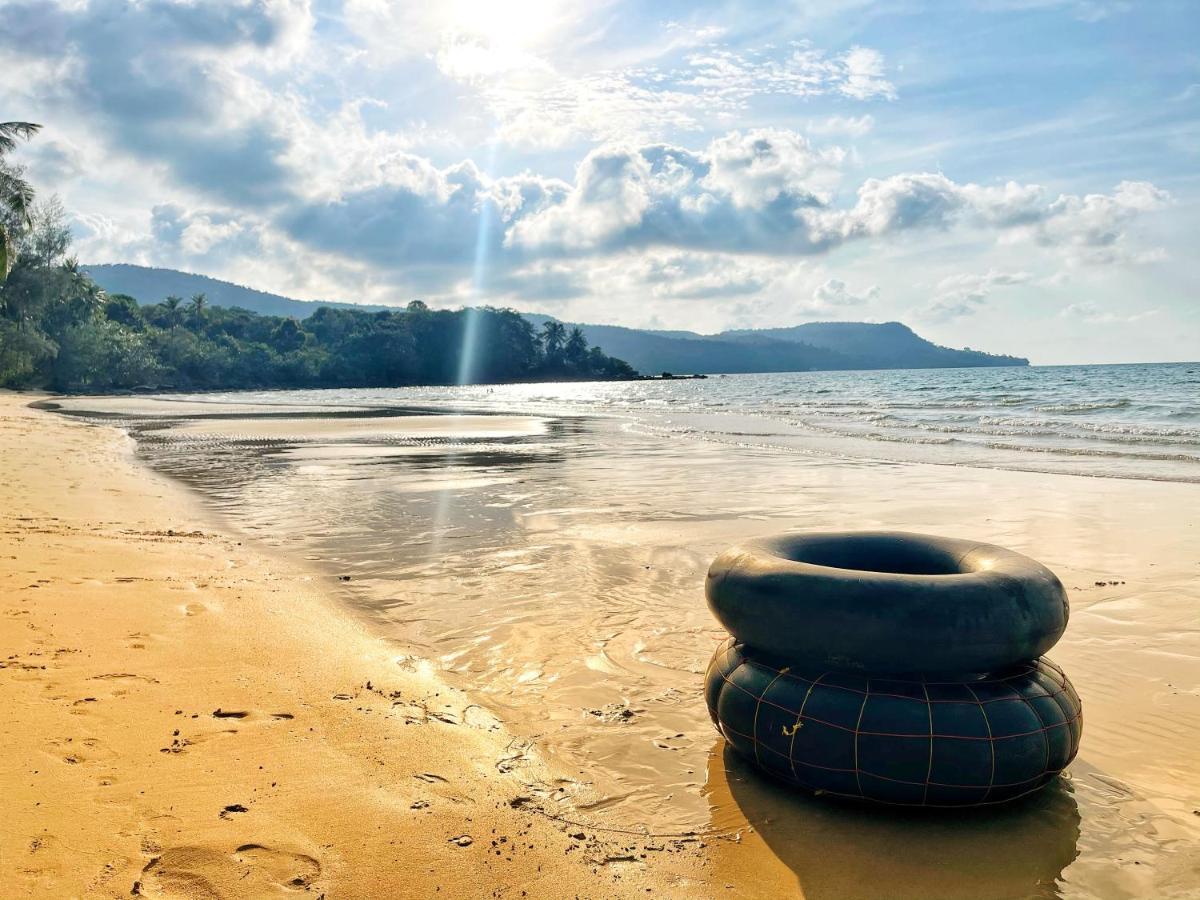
[
  {"left": 112, "top": 362, "right": 1200, "bottom": 483},
  {"left": 50, "top": 363, "right": 1200, "bottom": 897}
]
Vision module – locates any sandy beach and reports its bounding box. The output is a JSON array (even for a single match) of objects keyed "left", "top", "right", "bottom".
[
  {"left": 0, "top": 394, "right": 712, "bottom": 898},
  {"left": 5, "top": 388, "right": 1200, "bottom": 899}
]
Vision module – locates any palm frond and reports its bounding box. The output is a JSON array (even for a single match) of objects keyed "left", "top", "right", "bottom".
[
  {"left": 0, "top": 223, "right": 11, "bottom": 281},
  {"left": 0, "top": 122, "right": 41, "bottom": 155},
  {"left": 0, "top": 168, "right": 37, "bottom": 225}
]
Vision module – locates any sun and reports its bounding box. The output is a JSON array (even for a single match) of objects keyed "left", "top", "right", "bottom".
[{"left": 442, "top": 0, "right": 561, "bottom": 52}]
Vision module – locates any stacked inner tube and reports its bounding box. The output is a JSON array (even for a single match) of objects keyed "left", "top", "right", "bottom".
[{"left": 704, "top": 532, "right": 1081, "bottom": 807}]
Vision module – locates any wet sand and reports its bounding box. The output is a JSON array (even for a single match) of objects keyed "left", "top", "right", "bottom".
[
  {"left": 0, "top": 395, "right": 711, "bottom": 898},
  {"left": 16, "top": 394, "right": 1200, "bottom": 898}
]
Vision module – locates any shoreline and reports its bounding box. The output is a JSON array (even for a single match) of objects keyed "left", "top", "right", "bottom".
[
  {"left": 0, "top": 393, "right": 713, "bottom": 898},
  {"left": 42, "top": 364, "right": 1200, "bottom": 488}
]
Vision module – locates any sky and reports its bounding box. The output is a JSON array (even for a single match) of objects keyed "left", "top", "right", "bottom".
[{"left": 1, "top": 0, "right": 1197, "bottom": 363}]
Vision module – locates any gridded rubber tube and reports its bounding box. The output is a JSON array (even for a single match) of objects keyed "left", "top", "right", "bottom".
[
  {"left": 706, "top": 532, "right": 1069, "bottom": 676},
  {"left": 705, "top": 637, "right": 1082, "bottom": 807}
]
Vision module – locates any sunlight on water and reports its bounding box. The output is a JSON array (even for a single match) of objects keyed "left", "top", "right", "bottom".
[
  {"left": 439, "top": 143, "right": 502, "bottom": 557},
  {"left": 157, "top": 363, "right": 1200, "bottom": 483}
]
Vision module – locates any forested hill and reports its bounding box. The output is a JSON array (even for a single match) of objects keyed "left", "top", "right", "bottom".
[
  {"left": 527, "top": 319, "right": 1029, "bottom": 372},
  {"left": 3, "top": 249, "right": 637, "bottom": 392},
  {"left": 85, "top": 264, "right": 1029, "bottom": 373},
  {"left": 719, "top": 321, "right": 1028, "bottom": 369},
  {"left": 83, "top": 264, "right": 385, "bottom": 318}
]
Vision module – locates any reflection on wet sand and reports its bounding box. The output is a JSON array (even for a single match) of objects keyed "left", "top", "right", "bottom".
[{"left": 707, "top": 743, "right": 1080, "bottom": 900}]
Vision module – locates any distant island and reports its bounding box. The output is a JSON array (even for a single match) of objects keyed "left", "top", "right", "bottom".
[
  {"left": 85, "top": 264, "right": 1030, "bottom": 378},
  {"left": 523, "top": 317, "right": 1028, "bottom": 373}
]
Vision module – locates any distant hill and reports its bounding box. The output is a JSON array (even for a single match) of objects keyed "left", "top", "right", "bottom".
[
  {"left": 535, "top": 319, "right": 1027, "bottom": 372},
  {"left": 719, "top": 321, "right": 1026, "bottom": 369},
  {"left": 86, "top": 264, "right": 1028, "bottom": 373},
  {"left": 84, "top": 264, "right": 387, "bottom": 318},
  {"left": 523, "top": 318, "right": 854, "bottom": 374}
]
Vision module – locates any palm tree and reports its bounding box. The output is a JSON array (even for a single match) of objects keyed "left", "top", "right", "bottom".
[
  {"left": 540, "top": 320, "right": 566, "bottom": 361},
  {"left": 161, "top": 295, "right": 184, "bottom": 327},
  {"left": 189, "top": 292, "right": 207, "bottom": 322},
  {"left": 565, "top": 326, "right": 588, "bottom": 368},
  {"left": 63, "top": 258, "right": 104, "bottom": 314},
  {"left": 0, "top": 122, "right": 42, "bottom": 282}
]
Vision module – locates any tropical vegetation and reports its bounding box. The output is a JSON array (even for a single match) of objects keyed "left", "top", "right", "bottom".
[{"left": 1, "top": 121, "right": 41, "bottom": 282}]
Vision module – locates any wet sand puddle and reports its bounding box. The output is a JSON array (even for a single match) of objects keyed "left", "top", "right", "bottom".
[{"left": 50, "top": 397, "right": 1200, "bottom": 898}]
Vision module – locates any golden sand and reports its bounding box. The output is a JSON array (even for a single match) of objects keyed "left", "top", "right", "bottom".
[{"left": 0, "top": 395, "right": 707, "bottom": 898}]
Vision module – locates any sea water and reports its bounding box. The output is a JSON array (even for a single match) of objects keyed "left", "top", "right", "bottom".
[{"left": 149, "top": 362, "right": 1200, "bottom": 483}]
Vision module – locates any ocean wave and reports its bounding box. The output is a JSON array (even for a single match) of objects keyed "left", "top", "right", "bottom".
[
  {"left": 980, "top": 441, "right": 1200, "bottom": 464},
  {"left": 781, "top": 410, "right": 1200, "bottom": 446},
  {"left": 1033, "top": 399, "right": 1133, "bottom": 414}
]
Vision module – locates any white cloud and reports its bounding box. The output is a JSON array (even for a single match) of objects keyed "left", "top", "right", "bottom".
[
  {"left": 840, "top": 47, "right": 896, "bottom": 100},
  {"left": 1026, "top": 180, "right": 1171, "bottom": 264},
  {"left": 839, "top": 173, "right": 966, "bottom": 236},
  {"left": 150, "top": 203, "right": 263, "bottom": 261},
  {"left": 808, "top": 114, "right": 875, "bottom": 137},
  {"left": 70, "top": 211, "right": 152, "bottom": 264},
  {"left": 487, "top": 72, "right": 717, "bottom": 149},
  {"left": 506, "top": 132, "right": 847, "bottom": 255},
  {"left": 680, "top": 43, "right": 896, "bottom": 102},
  {"left": 1060, "top": 301, "right": 1159, "bottom": 324},
  {"left": 505, "top": 138, "right": 1170, "bottom": 271},
  {"left": 809, "top": 278, "right": 880, "bottom": 310},
  {"left": 633, "top": 252, "right": 769, "bottom": 299},
  {"left": 343, "top": 0, "right": 587, "bottom": 66},
  {"left": 701, "top": 130, "right": 845, "bottom": 207},
  {"left": 471, "top": 41, "right": 897, "bottom": 148},
  {"left": 916, "top": 269, "right": 1032, "bottom": 321},
  {"left": 833, "top": 175, "right": 1171, "bottom": 265},
  {"left": 179, "top": 217, "right": 245, "bottom": 257}
]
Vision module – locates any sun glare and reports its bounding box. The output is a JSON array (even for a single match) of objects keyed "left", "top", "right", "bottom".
[{"left": 444, "top": 0, "right": 559, "bottom": 51}]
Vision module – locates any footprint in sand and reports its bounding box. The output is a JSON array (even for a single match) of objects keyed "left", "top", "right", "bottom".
[
  {"left": 46, "top": 736, "right": 116, "bottom": 767},
  {"left": 413, "top": 772, "right": 449, "bottom": 784},
  {"left": 133, "top": 844, "right": 322, "bottom": 897},
  {"left": 155, "top": 710, "right": 297, "bottom": 753},
  {"left": 183, "top": 602, "right": 207, "bottom": 617},
  {"left": 88, "top": 673, "right": 160, "bottom": 684},
  {"left": 69, "top": 697, "right": 98, "bottom": 717},
  {"left": 208, "top": 709, "right": 295, "bottom": 722},
  {"left": 126, "top": 632, "right": 152, "bottom": 650}
]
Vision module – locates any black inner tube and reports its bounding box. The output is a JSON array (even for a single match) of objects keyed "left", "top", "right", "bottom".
[
  {"left": 706, "top": 531, "right": 1069, "bottom": 676},
  {"left": 776, "top": 533, "right": 970, "bottom": 576}
]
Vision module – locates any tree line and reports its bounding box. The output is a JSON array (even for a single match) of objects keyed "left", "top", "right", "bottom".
[{"left": 0, "top": 122, "right": 637, "bottom": 393}]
